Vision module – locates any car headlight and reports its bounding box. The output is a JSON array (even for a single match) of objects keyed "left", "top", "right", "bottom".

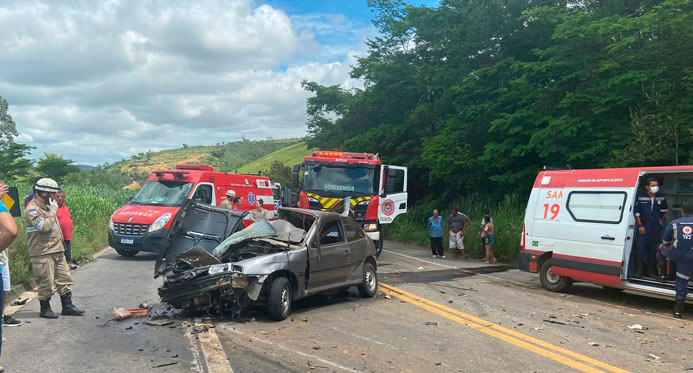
[
  {"left": 148, "top": 212, "right": 172, "bottom": 232},
  {"left": 362, "top": 223, "right": 378, "bottom": 232},
  {"left": 109, "top": 214, "right": 115, "bottom": 230},
  {"left": 208, "top": 263, "right": 243, "bottom": 275}
]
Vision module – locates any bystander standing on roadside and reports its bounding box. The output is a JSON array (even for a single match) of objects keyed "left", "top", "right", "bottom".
[
  {"left": 447, "top": 207, "right": 468, "bottom": 260},
  {"left": 0, "top": 183, "right": 19, "bottom": 371},
  {"left": 482, "top": 215, "right": 497, "bottom": 263},
  {"left": 479, "top": 209, "right": 492, "bottom": 251},
  {"left": 251, "top": 201, "right": 268, "bottom": 221},
  {"left": 55, "top": 191, "right": 77, "bottom": 270},
  {"left": 427, "top": 209, "right": 444, "bottom": 258},
  {"left": 233, "top": 196, "right": 243, "bottom": 209},
  {"left": 0, "top": 183, "right": 21, "bottom": 330}
]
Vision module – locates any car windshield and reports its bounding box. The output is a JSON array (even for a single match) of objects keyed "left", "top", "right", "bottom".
[
  {"left": 304, "top": 164, "right": 376, "bottom": 197},
  {"left": 130, "top": 181, "right": 194, "bottom": 207},
  {"left": 213, "top": 220, "right": 277, "bottom": 257}
]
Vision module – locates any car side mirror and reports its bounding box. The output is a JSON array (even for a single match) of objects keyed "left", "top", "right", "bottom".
[{"left": 292, "top": 165, "right": 300, "bottom": 188}]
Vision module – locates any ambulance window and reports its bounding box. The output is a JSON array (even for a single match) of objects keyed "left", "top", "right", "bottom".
[
  {"left": 567, "top": 192, "right": 627, "bottom": 224},
  {"left": 192, "top": 184, "right": 213, "bottom": 205}
]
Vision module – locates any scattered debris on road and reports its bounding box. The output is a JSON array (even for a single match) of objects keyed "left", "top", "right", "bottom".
[
  {"left": 11, "top": 298, "right": 28, "bottom": 306},
  {"left": 112, "top": 307, "right": 148, "bottom": 321},
  {"left": 153, "top": 362, "right": 178, "bottom": 368},
  {"left": 648, "top": 354, "right": 661, "bottom": 360},
  {"left": 588, "top": 342, "right": 599, "bottom": 347},
  {"left": 146, "top": 319, "right": 174, "bottom": 327},
  {"left": 147, "top": 305, "right": 181, "bottom": 320},
  {"left": 627, "top": 324, "right": 645, "bottom": 331},
  {"left": 425, "top": 321, "right": 439, "bottom": 326}
]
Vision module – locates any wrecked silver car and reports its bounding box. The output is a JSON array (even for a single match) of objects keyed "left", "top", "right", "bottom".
[{"left": 155, "top": 201, "right": 378, "bottom": 321}]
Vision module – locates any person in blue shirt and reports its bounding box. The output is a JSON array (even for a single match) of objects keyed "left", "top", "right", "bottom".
[
  {"left": 633, "top": 178, "right": 668, "bottom": 278},
  {"left": 659, "top": 201, "right": 693, "bottom": 318},
  {"left": 428, "top": 209, "right": 444, "bottom": 258}
]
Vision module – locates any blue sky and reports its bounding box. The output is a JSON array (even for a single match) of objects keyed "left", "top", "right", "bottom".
[{"left": 0, "top": 0, "right": 438, "bottom": 165}]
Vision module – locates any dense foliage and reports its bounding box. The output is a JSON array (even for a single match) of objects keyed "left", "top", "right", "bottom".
[{"left": 304, "top": 0, "right": 693, "bottom": 201}]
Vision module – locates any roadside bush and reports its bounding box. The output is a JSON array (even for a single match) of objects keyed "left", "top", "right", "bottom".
[
  {"left": 384, "top": 194, "right": 525, "bottom": 262},
  {"left": 7, "top": 183, "right": 131, "bottom": 285}
]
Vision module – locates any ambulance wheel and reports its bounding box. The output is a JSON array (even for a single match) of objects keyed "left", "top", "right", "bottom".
[
  {"left": 539, "top": 259, "right": 572, "bottom": 292},
  {"left": 115, "top": 248, "right": 138, "bottom": 257},
  {"left": 601, "top": 286, "right": 623, "bottom": 294},
  {"left": 375, "top": 240, "right": 383, "bottom": 258}
]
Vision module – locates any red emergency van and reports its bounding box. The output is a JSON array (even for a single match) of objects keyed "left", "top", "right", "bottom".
[
  {"left": 108, "top": 165, "right": 274, "bottom": 257},
  {"left": 519, "top": 165, "right": 693, "bottom": 300}
]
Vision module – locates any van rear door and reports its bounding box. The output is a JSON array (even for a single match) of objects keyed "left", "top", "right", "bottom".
[{"left": 550, "top": 189, "right": 631, "bottom": 285}]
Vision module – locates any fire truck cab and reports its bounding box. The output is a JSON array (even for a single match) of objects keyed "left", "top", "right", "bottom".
[
  {"left": 108, "top": 165, "right": 274, "bottom": 257},
  {"left": 519, "top": 165, "right": 693, "bottom": 301},
  {"left": 292, "top": 151, "right": 408, "bottom": 257}
]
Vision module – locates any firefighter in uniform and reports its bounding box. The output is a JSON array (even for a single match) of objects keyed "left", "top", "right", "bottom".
[
  {"left": 24, "top": 178, "right": 85, "bottom": 318},
  {"left": 659, "top": 201, "right": 693, "bottom": 318},
  {"left": 633, "top": 178, "right": 668, "bottom": 278},
  {"left": 219, "top": 190, "right": 235, "bottom": 209}
]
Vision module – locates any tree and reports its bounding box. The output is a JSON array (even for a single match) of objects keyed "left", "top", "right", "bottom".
[
  {"left": 265, "top": 161, "right": 292, "bottom": 188},
  {"left": 0, "top": 96, "right": 19, "bottom": 145},
  {"left": 36, "top": 153, "right": 80, "bottom": 182},
  {"left": 0, "top": 95, "right": 33, "bottom": 180}
]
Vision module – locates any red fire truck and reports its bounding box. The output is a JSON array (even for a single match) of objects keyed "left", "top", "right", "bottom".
[
  {"left": 108, "top": 165, "right": 274, "bottom": 257},
  {"left": 292, "top": 151, "right": 408, "bottom": 256}
]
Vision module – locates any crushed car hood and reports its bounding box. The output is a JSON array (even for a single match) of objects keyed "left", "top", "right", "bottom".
[{"left": 154, "top": 201, "right": 246, "bottom": 277}]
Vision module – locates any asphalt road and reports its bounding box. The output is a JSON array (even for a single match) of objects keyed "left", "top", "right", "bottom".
[{"left": 2, "top": 242, "right": 693, "bottom": 372}]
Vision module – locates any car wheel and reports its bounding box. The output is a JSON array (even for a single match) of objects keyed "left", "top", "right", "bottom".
[
  {"left": 539, "top": 259, "right": 572, "bottom": 292},
  {"left": 115, "top": 248, "right": 138, "bottom": 257},
  {"left": 358, "top": 263, "right": 378, "bottom": 298},
  {"left": 267, "top": 277, "right": 291, "bottom": 321},
  {"left": 375, "top": 240, "right": 383, "bottom": 258}
]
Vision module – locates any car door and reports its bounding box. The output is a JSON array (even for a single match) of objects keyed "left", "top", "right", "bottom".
[
  {"left": 341, "top": 216, "right": 368, "bottom": 281},
  {"left": 308, "top": 217, "right": 350, "bottom": 290}
]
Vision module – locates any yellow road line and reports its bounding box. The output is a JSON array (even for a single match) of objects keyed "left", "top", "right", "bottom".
[{"left": 380, "top": 283, "right": 629, "bottom": 373}]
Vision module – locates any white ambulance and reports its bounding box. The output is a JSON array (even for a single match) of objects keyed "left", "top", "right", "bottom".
[{"left": 519, "top": 166, "right": 693, "bottom": 299}]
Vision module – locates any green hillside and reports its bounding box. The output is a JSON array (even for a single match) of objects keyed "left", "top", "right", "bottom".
[
  {"left": 236, "top": 142, "right": 314, "bottom": 174},
  {"left": 108, "top": 138, "right": 303, "bottom": 181}
]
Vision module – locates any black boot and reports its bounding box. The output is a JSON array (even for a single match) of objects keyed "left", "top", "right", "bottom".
[
  {"left": 60, "top": 292, "right": 85, "bottom": 316},
  {"left": 657, "top": 257, "right": 667, "bottom": 282},
  {"left": 39, "top": 299, "right": 59, "bottom": 319},
  {"left": 674, "top": 295, "right": 686, "bottom": 319},
  {"left": 633, "top": 257, "right": 644, "bottom": 278}
]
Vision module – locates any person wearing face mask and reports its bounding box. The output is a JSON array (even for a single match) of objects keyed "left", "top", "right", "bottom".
[
  {"left": 633, "top": 178, "right": 668, "bottom": 278},
  {"left": 24, "top": 178, "right": 85, "bottom": 319}
]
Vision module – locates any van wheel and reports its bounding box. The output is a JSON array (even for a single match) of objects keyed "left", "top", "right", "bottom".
[
  {"left": 601, "top": 286, "right": 623, "bottom": 294},
  {"left": 115, "top": 249, "right": 138, "bottom": 257},
  {"left": 358, "top": 263, "right": 378, "bottom": 298},
  {"left": 539, "top": 259, "right": 572, "bottom": 292},
  {"left": 267, "top": 277, "right": 291, "bottom": 321}
]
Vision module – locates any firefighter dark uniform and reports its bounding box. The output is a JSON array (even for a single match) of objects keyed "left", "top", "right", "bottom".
[
  {"left": 660, "top": 215, "right": 693, "bottom": 318},
  {"left": 633, "top": 193, "right": 668, "bottom": 277},
  {"left": 25, "top": 178, "right": 85, "bottom": 318}
]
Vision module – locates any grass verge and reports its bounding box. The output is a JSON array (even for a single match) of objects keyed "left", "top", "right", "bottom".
[{"left": 384, "top": 194, "right": 525, "bottom": 261}]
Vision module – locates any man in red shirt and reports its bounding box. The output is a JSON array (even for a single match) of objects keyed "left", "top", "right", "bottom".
[{"left": 55, "top": 191, "right": 77, "bottom": 270}]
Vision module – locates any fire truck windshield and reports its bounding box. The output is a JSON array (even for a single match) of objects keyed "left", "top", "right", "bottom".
[
  {"left": 130, "top": 181, "right": 194, "bottom": 207},
  {"left": 304, "top": 164, "right": 376, "bottom": 197}
]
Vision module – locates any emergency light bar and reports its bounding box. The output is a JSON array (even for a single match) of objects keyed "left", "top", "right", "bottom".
[
  {"left": 312, "top": 151, "right": 379, "bottom": 160},
  {"left": 154, "top": 170, "right": 190, "bottom": 179},
  {"left": 176, "top": 164, "right": 214, "bottom": 171}
]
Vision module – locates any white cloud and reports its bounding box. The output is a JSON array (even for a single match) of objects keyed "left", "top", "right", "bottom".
[{"left": 0, "top": 0, "right": 368, "bottom": 165}]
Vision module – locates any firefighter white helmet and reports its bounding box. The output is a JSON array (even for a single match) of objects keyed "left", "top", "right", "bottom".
[
  {"left": 34, "top": 178, "right": 60, "bottom": 193},
  {"left": 226, "top": 189, "right": 236, "bottom": 197}
]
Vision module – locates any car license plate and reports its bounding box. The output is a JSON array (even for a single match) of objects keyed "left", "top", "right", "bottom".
[{"left": 120, "top": 238, "right": 134, "bottom": 245}]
